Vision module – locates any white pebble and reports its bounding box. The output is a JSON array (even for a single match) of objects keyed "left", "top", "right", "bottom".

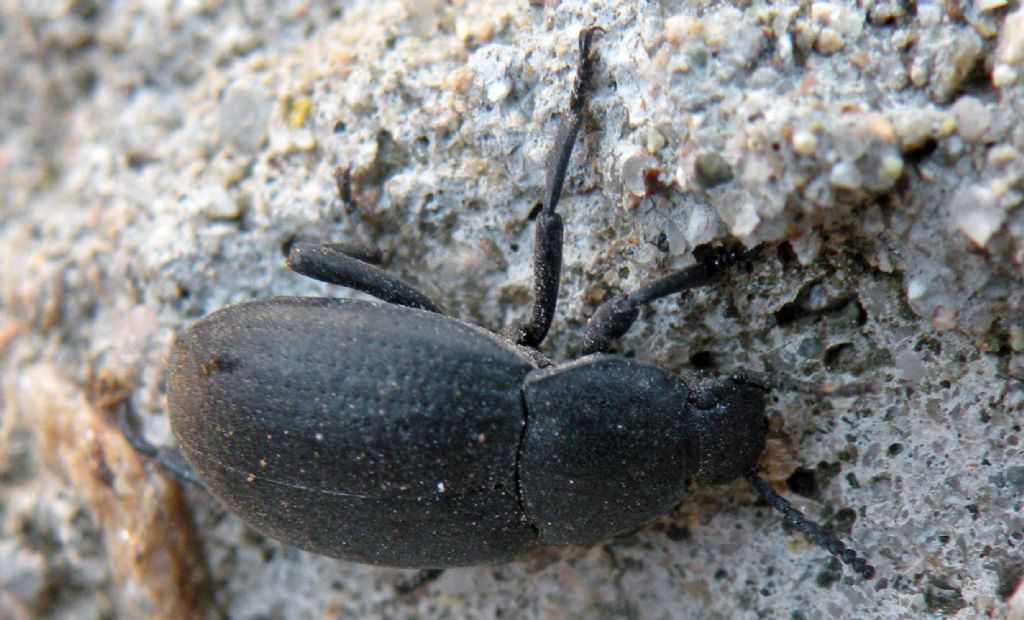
[
  {"left": 792, "top": 130, "right": 817, "bottom": 155},
  {"left": 993, "top": 64, "right": 1018, "bottom": 87},
  {"left": 950, "top": 184, "right": 1005, "bottom": 247},
  {"left": 951, "top": 96, "right": 991, "bottom": 142},
  {"left": 829, "top": 161, "right": 863, "bottom": 190}
]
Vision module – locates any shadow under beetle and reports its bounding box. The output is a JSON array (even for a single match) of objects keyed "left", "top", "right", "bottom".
[{"left": 125, "top": 27, "right": 875, "bottom": 582}]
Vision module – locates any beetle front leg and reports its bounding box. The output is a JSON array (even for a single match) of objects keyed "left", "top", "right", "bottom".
[
  {"left": 507, "top": 26, "right": 603, "bottom": 348},
  {"left": 581, "top": 241, "right": 754, "bottom": 354}
]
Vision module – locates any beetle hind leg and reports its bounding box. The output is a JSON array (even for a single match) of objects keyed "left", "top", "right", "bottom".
[
  {"left": 286, "top": 242, "right": 444, "bottom": 314},
  {"left": 119, "top": 400, "right": 206, "bottom": 489},
  {"left": 328, "top": 165, "right": 385, "bottom": 265},
  {"left": 395, "top": 568, "right": 444, "bottom": 595}
]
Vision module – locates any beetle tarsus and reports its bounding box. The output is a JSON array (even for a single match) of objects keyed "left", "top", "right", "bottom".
[
  {"left": 335, "top": 165, "right": 357, "bottom": 216},
  {"left": 332, "top": 165, "right": 385, "bottom": 263},
  {"left": 747, "top": 474, "right": 875, "bottom": 580}
]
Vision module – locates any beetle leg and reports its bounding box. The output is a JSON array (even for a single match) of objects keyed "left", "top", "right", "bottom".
[
  {"left": 394, "top": 568, "right": 444, "bottom": 595},
  {"left": 581, "top": 241, "right": 754, "bottom": 354},
  {"left": 509, "top": 26, "right": 604, "bottom": 348},
  {"left": 332, "top": 165, "right": 385, "bottom": 264},
  {"left": 119, "top": 400, "right": 206, "bottom": 489},
  {"left": 286, "top": 242, "right": 444, "bottom": 314}
]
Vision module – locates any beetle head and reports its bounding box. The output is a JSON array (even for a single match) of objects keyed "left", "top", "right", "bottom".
[{"left": 686, "top": 376, "right": 769, "bottom": 486}]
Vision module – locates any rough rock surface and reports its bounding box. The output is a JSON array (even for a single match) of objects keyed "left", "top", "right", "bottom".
[{"left": 1, "top": 1, "right": 1022, "bottom": 618}]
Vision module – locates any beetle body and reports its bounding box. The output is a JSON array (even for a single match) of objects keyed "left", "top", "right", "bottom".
[
  {"left": 140, "top": 28, "right": 876, "bottom": 580},
  {"left": 169, "top": 297, "right": 767, "bottom": 567}
]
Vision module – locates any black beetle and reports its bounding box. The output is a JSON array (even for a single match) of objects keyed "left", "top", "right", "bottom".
[{"left": 125, "top": 27, "right": 875, "bottom": 581}]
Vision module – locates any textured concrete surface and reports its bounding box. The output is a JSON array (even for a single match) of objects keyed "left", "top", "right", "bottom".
[{"left": 1, "top": 1, "right": 1022, "bottom": 618}]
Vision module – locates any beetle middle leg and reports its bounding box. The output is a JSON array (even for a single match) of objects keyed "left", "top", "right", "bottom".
[{"left": 505, "top": 26, "right": 604, "bottom": 348}]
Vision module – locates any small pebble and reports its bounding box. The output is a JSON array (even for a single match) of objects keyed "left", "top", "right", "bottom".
[
  {"left": 664, "top": 15, "right": 702, "bottom": 44},
  {"left": 995, "top": 8, "right": 1024, "bottom": 64},
  {"left": 0, "top": 540, "right": 45, "bottom": 603},
  {"left": 867, "top": 114, "right": 896, "bottom": 142},
  {"left": 895, "top": 349, "right": 926, "bottom": 381},
  {"left": 1009, "top": 576, "right": 1024, "bottom": 620},
  {"left": 1009, "top": 325, "right": 1024, "bottom": 353},
  {"left": 830, "top": 161, "right": 862, "bottom": 190},
  {"left": 286, "top": 96, "right": 313, "bottom": 129},
  {"left": 485, "top": 77, "right": 511, "bottom": 103},
  {"left": 932, "top": 31, "right": 983, "bottom": 102},
  {"left": 907, "top": 278, "right": 927, "bottom": 301},
  {"left": 977, "top": 0, "right": 1007, "bottom": 11},
  {"left": 622, "top": 153, "right": 659, "bottom": 196},
  {"left": 892, "top": 109, "right": 943, "bottom": 153},
  {"left": 455, "top": 17, "right": 495, "bottom": 46},
  {"left": 694, "top": 152, "right": 734, "bottom": 188},
  {"left": 645, "top": 129, "right": 667, "bottom": 153},
  {"left": 816, "top": 28, "right": 845, "bottom": 54},
  {"left": 909, "top": 57, "right": 929, "bottom": 87},
  {"left": 220, "top": 83, "right": 272, "bottom": 155},
  {"left": 950, "top": 184, "right": 1005, "bottom": 247},
  {"left": 932, "top": 305, "right": 958, "bottom": 331},
  {"left": 988, "top": 144, "right": 1020, "bottom": 167},
  {"left": 810, "top": 2, "right": 840, "bottom": 23},
  {"left": 951, "top": 96, "right": 991, "bottom": 142},
  {"left": 916, "top": 0, "right": 942, "bottom": 25},
  {"left": 792, "top": 130, "right": 817, "bottom": 155},
  {"left": 880, "top": 154, "right": 905, "bottom": 183},
  {"left": 192, "top": 186, "right": 242, "bottom": 221},
  {"left": 993, "top": 65, "right": 1018, "bottom": 87}
]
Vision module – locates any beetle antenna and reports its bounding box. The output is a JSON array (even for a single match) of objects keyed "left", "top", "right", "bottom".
[
  {"left": 731, "top": 369, "right": 880, "bottom": 398},
  {"left": 747, "top": 474, "right": 875, "bottom": 580}
]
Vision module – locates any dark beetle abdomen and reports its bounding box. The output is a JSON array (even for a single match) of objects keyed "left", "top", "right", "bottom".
[{"left": 168, "top": 297, "right": 540, "bottom": 567}]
